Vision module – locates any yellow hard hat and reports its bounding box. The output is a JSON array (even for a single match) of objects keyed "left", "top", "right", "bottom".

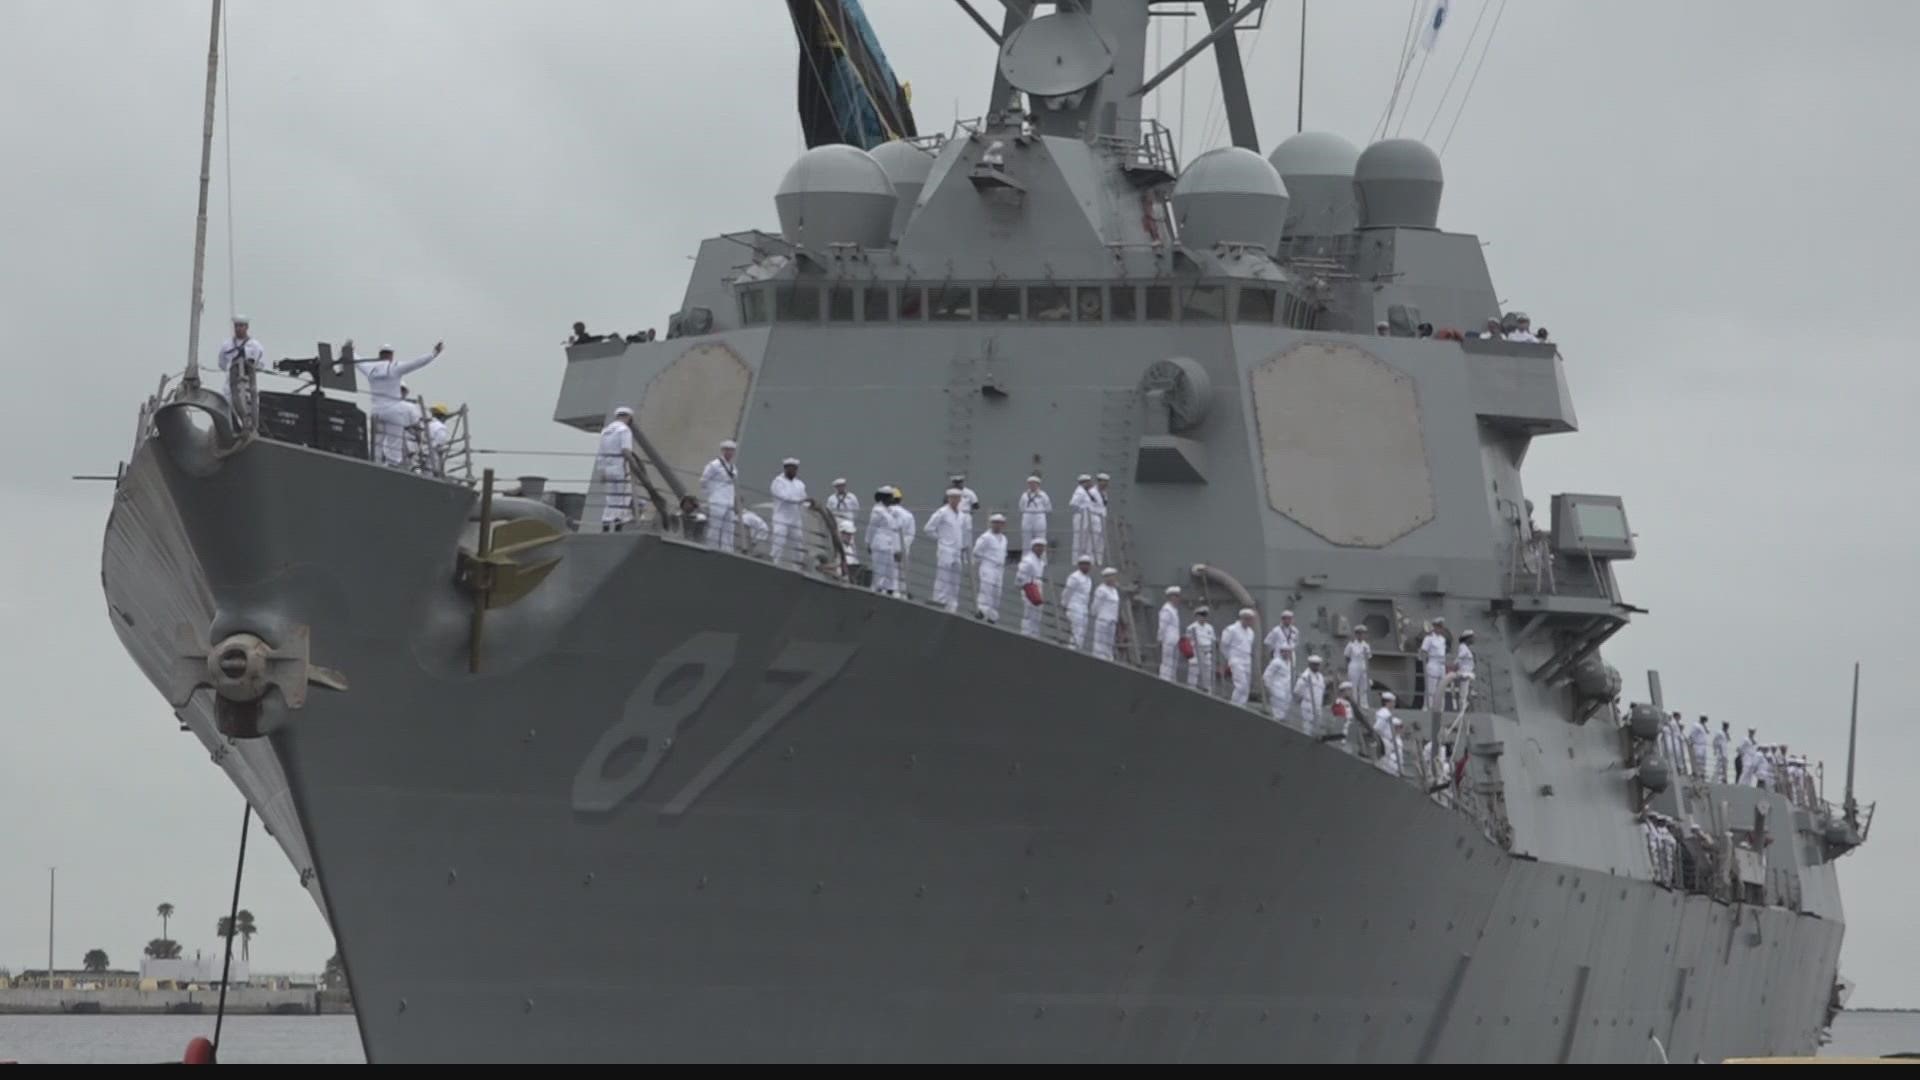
[{"left": 430, "top": 403, "right": 450, "bottom": 417}]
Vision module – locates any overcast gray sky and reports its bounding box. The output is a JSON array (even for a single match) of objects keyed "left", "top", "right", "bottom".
[{"left": 2, "top": 0, "right": 1915, "bottom": 1006}]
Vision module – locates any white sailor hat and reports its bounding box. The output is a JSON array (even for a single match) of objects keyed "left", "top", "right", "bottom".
[
  {"left": 945, "top": 487, "right": 964, "bottom": 498},
  {"left": 1339, "top": 680, "right": 1354, "bottom": 690},
  {"left": 1076, "top": 554, "right": 1092, "bottom": 564},
  {"left": 836, "top": 519, "right": 854, "bottom": 533},
  {"left": 1077, "top": 473, "right": 1092, "bottom": 483},
  {"left": 950, "top": 473, "right": 966, "bottom": 482},
  {"left": 1307, "top": 653, "right": 1323, "bottom": 664},
  {"left": 1459, "top": 628, "right": 1475, "bottom": 639},
  {"left": 1026, "top": 474, "right": 1041, "bottom": 484},
  {"left": 613, "top": 405, "right": 633, "bottom": 417},
  {"left": 1381, "top": 690, "right": 1397, "bottom": 702},
  {"left": 720, "top": 438, "right": 738, "bottom": 449},
  {"left": 1238, "top": 607, "right": 1255, "bottom": 618},
  {"left": 782, "top": 456, "right": 800, "bottom": 466},
  {"left": 1164, "top": 585, "right": 1181, "bottom": 595},
  {"left": 1280, "top": 609, "right": 1294, "bottom": 618},
  {"left": 832, "top": 477, "right": 847, "bottom": 485},
  {"left": 379, "top": 343, "right": 395, "bottom": 353},
  {"left": 1194, "top": 604, "right": 1209, "bottom": 615},
  {"left": 1352, "top": 624, "right": 1367, "bottom": 633},
  {"left": 1432, "top": 615, "right": 1446, "bottom": 623},
  {"left": 1096, "top": 472, "right": 1110, "bottom": 481},
  {"left": 988, "top": 512, "right": 1006, "bottom": 523},
  {"left": 1101, "top": 566, "right": 1118, "bottom": 576},
  {"left": 231, "top": 313, "right": 249, "bottom": 324},
  {"left": 1031, "top": 536, "right": 1048, "bottom": 547}
]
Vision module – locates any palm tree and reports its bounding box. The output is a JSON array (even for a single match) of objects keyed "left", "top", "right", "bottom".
[
  {"left": 144, "top": 938, "right": 182, "bottom": 960},
  {"left": 236, "top": 910, "right": 257, "bottom": 963},
  {"left": 157, "top": 902, "right": 174, "bottom": 943},
  {"left": 82, "top": 949, "right": 109, "bottom": 973}
]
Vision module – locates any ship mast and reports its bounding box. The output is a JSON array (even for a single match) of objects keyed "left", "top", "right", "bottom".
[{"left": 181, "top": 0, "right": 224, "bottom": 391}]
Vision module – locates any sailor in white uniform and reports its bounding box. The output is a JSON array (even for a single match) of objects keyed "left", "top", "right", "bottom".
[
  {"left": 1262, "top": 610, "right": 1298, "bottom": 721},
  {"left": 1089, "top": 567, "right": 1121, "bottom": 660},
  {"left": 1017, "top": 476, "right": 1052, "bottom": 553},
  {"left": 825, "top": 478, "right": 860, "bottom": 528},
  {"left": 1712, "top": 719, "right": 1731, "bottom": 783},
  {"left": 1293, "top": 655, "right": 1328, "bottom": 737},
  {"left": 1219, "top": 608, "right": 1257, "bottom": 706},
  {"left": 1373, "top": 692, "right": 1404, "bottom": 776},
  {"left": 1419, "top": 618, "right": 1450, "bottom": 711},
  {"left": 353, "top": 340, "right": 446, "bottom": 467},
  {"left": 923, "top": 488, "right": 968, "bottom": 613},
  {"left": 887, "top": 486, "right": 915, "bottom": 594},
  {"left": 1015, "top": 538, "right": 1048, "bottom": 638},
  {"left": 1186, "top": 605, "right": 1217, "bottom": 695},
  {"left": 596, "top": 406, "right": 636, "bottom": 531},
  {"left": 866, "top": 488, "right": 902, "bottom": 596},
  {"left": 971, "top": 513, "right": 1009, "bottom": 622},
  {"left": 1068, "top": 474, "right": 1098, "bottom": 563},
  {"left": 1089, "top": 473, "right": 1112, "bottom": 565},
  {"left": 948, "top": 474, "right": 981, "bottom": 551},
  {"left": 212, "top": 315, "right": 266, "bottom": 427},
  {"left": 1156, "top": 586, "right": 1184, "bottom": 680},
  {"left": 1447, "top": 629, "right": 1476, "bottom": 711},
  {"left": 1689, "top": 715, "right": 1713, "bottom": 779},
  {"left": 1344, "top": 625, "right": 1373, "bottom": 710},
  {"left": 768, "top": 457, "right": 811, "bottom": 569},
  {"left": 1063, "top": 555, "right": 1094, "bottom": 650},
  {"left": 700, "top": 439, "right": 740, "bottom": 552}
]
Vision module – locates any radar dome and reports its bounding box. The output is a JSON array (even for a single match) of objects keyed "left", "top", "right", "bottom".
[
  {"left": 774, "top": 144, "right": 897, "bottom": 251},
  {"left": 1170, "top": 146, "right": 1290, "bottom": 255},
  {"left": 869, "top": 140, "right": 936, "bottom": 238},
  {"left": 1267, "top": 131, "right": 1360, "bottom": 235},
  {"left": 1353, "top": 138, "right": 1443, "bottom": 229}
]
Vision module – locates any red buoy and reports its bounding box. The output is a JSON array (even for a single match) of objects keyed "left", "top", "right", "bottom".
[{"left": 183, "top": 1037, "right": 217, "bottom": 1065}]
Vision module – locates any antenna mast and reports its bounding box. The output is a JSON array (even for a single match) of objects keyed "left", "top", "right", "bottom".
[
  {"left": 1844, "top": 661, "right": 1861, "bottom": 826},
  {"left": 182, "top": 0, "right": 224, "bottom": 391},
  {"left": 1297, "top": 0, "right": 1306, "bottom": 132}
]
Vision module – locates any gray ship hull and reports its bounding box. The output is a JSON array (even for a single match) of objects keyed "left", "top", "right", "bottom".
[{"left": 101, "top": 426, "right": 1843, "bottom": 1063}]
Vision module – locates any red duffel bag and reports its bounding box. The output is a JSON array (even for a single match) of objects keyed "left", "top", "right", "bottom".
[{"left": 1023, "top": 581, "right": 1044, "bottom": 606}]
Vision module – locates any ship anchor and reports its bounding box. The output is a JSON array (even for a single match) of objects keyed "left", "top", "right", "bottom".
[
  {"left": 168, "top": 625, "right": 349, "bottom": 739},
  {"left": 455, "top": 468, "right": 564, "bottom": 674}
]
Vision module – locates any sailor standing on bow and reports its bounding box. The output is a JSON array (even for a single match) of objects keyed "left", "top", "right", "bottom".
[
  {"left": 1293, "top": 655, "right": 1328, "bottom": 737},
  {"left": 1262, "top": 611, "right": 1298, "bottom": 721},
  {"left": 924, "top": 488, "right": 968, "bottom": 613},
  {"left": 701, "top": 439, "right": 739, "bottom": 552},
  {"left": 1069, "top": 474, "right": 1098, "bottom": 563},
  {"left": 1345, "top": 625, "right": 1373, "bottom": 710},
  {"left": 1015, "top": 538, "right": 1048, "bottom": 638},
  {"left": 948, "top": 473, "right": 981, "bottom": 553},
  {"left": 353, "top": 340, "right": 446, "bottom": 467},
  {"left": 1089, "top": 567, "right": 1121, "bottom": 661},
  {"left": 971, "top": 513, "right": 1009, "bottom": 622},
  {"left": 1419, "top": 618, "right": 1450, "bottom": 711},
  {"left": 1374, "top": 692, "right": 1404, "bottom": 776},
  {"left": 1186, "top": 606, "right": 1217, "bottom": 695},
  {"left": 213, "top": 315, "right": 265, "bottom": 428},
  {"left": 1713, "top": 719, "right": 1731, "bottom": 783},
  {"left": 596, "top": 406, "right": 636, "bottom": 531},
  {"left": 1156, "top": 586, "right": 1184, "bottom": 680},
  {"left": 865, "top": 487, "right": 902, "bottom": 596},
  {"left": 825, "top": 478, "right": 860, "bottom": 532},
  {"left": 1017, "top": 476, "right": 1052, "bottom": 553},
  {"left": 1063, "top": 554, "right": 1094, "bottom": 650},
  {"left": 768, "top": 457, "right": 811, "bottom": 570},
  {"left": 1219, "top": 608, "right": 1257, "bottom": 706}
]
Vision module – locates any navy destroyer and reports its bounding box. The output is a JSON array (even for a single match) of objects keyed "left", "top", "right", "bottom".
[{"left": 100, "top": 0, "right": 1872, "bottom": 1063}]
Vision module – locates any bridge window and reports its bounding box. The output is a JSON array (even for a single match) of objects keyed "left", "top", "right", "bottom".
[
  {"left": 775, "top": 284, "right": 819, "bottom": 322},
  {"left": 1110, "top": 285, "right": 1138, "bottom": 321},
  {"left": 978, "top": 285, "right": 1022, "bottom": 321},
  {"left": 1182, "top": 285, "right": 1225, "bottom": 322},
  {"left": 1076, "top": 286, "right": 1104, "bottom": 322},
  {"left": 929, "top": 285, "right": 973, "bottom": 321},
  {"left": 1237, "top": 286, "right": 1277, "bottom": 323},
  {"left": 1029, "top": 285, "right": 1071, "bottom": 321},
  {"left": 1143, "top": 285, "right": 1173, "bottom": 321},
  {"left": 863, "top": 286, "right": 891, "bottom": 321},
  {"left": 740, "top": 287, "right": 769, "bottom": 327},
  {"left": 827, "top": 285, "right": 857, "bottom": 322},
  {"left": 900, "top": 287, "right": 924, "bottom": 319}
]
